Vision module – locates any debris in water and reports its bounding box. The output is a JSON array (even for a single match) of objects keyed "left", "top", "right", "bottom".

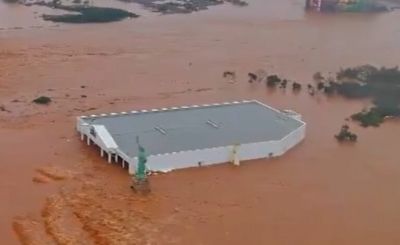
[
  {"left": 35, "top": 166, "right": 71, "bottom": 181},
  {"left": 223, "top": 71, "right": 236, "bottom": 78},
  {"left": 248, "top": 72, "right": 257, "bottom": 83},
  {"left": 0, "top": 105, "right": 10, "bottom": 112}
]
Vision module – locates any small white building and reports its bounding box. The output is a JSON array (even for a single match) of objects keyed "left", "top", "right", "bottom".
[{"left": 76, "top": 100, "right": 306, "bottom": 174}]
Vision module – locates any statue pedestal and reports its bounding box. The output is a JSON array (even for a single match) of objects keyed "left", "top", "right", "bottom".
[{"left": 131, "top": 178, "right": 151, "bottom": 195}]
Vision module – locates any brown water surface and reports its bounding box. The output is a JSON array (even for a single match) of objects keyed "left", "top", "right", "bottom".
[{"left": 1, "top": 1, "right": 400, "bottom": 244}]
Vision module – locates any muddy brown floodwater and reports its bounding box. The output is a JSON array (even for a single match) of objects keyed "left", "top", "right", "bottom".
[{"left": 1, "top": 0, "right": 400, "bottom": 244}]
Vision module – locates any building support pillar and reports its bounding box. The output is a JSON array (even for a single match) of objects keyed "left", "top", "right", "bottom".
[
  {"left": 128, "top": 162, "right": 135, "bottom": 175},
  {"left": 87, "top": 136, "right": 90, "bottom": 145},
  {"left": 231, "top": 144, "right": 240, "bottom": 166},
  {"left": 108, "top": 153, "right": 112, "bottom": 163},
  {"left": 101, "top": 149, "right": 104, "bottom": 157}
]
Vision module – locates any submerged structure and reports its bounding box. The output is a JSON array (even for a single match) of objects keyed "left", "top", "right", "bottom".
[
  {"left": 76, "top": 100, "right": 306, "bottom": 174},
  {"left": 305, "top": 0, "right": 388, "bottom": 12}
]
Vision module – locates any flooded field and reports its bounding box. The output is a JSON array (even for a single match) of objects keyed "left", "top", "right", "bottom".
[{"left": 1, "top": 0, "right": 400, "bottom": 244}]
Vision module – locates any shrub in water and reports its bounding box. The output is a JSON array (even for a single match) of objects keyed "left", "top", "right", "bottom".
[{"left": 33, "top": 96, "right": 52, "bottom": 105}]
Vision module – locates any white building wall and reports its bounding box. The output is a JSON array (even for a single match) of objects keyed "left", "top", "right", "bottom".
[
  {"left": 281, "top": 124, "right": 306, "bottom": 151},
  {"left": 128, "top": 123, "right": 306, "bottom": 174},
  {"left": 129, "top": 146, "right": 232, "bottom": 174}
]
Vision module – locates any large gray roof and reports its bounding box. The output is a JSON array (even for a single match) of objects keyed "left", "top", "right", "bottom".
[{"left": 82, "top": 101, "right": 304, "bottom": 157}]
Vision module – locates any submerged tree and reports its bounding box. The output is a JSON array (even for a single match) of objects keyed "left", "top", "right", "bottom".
[
  {"left": 33, "top": 96, "right": 52, "bottom": 105},
  {"left": 313, "top": 72, "right": 324, "bottom": 82},
  {"left": 292, "top": 82, "right": 302, "bottom": 92},
  {"left": 335, "top": 125, "right": 358, "bottom": 142},
  {"left": 280, "top": 79, "right": 288, "bottom": 89},
  {"left": 266, "top": 75, "right": 281, "bottom": 88},
  {"left": 329, "top": 65, "right": 400, "bottom": 127}
]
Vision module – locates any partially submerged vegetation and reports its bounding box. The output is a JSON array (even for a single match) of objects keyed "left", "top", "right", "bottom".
[
  {"left": 6, "top": 0, "right": 138, "bottom": 23},
  {"left": 266, "top": 75, "right": 281, "bottom": 88},
  {"left": 20, "top": 0, "right": 248, "bottom": 21},
  {"left": 135, "top": 0, "right": 248, "bottom": 14},
  {"left": 335, "top": 125, "right": 358, "bottom": 143},
  {"left": 314, "top": 65, "right": 400, "bottom": 127},
  {"left": 351, "top": 109, "right": 384, "bottom": 127},
  {"left": 42, "top": 5, "right": 139, "bottom": 23},
  {"left": 292, "top": 82, "right": 302, "bottom": 92},
  {"left": 33, "top": 96, "right": 52, "bottom": 105},
  {"left": 264, "top": 74, "right": 301, "bottom": 92},
  {"left": 245, "top": 64, "right": 399, "bottom": 142}
]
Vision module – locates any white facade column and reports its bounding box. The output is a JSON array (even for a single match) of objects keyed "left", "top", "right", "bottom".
[
  {"left": 87, "top": 136, "right": 90, "bottom": 145},
  {"left": 108, "top": 153, "right": 112, "bottom": 163},
  {"left": 100, "top": 149, "right": 104, "bottom": 157},
  {"left": 115, "top": 154, "right": 118, "bottom": 163},
  {"left": 128, "top": 161, "right": 135, "bottom": 175}
]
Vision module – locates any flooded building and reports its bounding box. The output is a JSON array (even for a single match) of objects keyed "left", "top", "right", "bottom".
[
  {"left": 76, "top": 100, "right": 306, "bottom": 174},
  {"left": 305, "top": 0, "right": 387, "bottom": 12}
]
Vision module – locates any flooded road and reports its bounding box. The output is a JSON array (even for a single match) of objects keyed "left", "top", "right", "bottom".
[{"left": 1, "top": 0, "right": 400, "bottom": 244}]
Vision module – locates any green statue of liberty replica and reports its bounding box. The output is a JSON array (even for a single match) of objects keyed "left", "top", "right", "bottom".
[{"left": 131, "top": 136, "right": 151, "bottom": 194}]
